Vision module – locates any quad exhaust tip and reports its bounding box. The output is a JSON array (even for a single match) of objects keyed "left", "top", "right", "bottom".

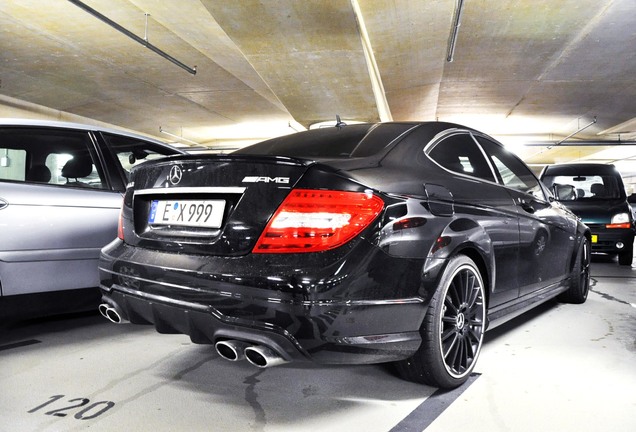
[
  {"left": 215, "top": 340, "right": 251, "bottom": 362},
  {"left": 215, "top": 340, "right": 289, "bottom": 368},
  {"left": 244, "top": 345, "right": 289, "bottom": 368}
]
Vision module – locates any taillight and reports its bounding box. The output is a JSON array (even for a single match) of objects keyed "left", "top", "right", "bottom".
[
  {"left": 117, "top": 207, "right": 124, "bottom": 240},
  {"left": 607, "top": 212, "right": 631, "bottom": 229},
  {"left": 253, "top": 189, "right": 384, "bottom": 253},
  {"left": 606, "top": 223, "right": 631, "bottom": 229}
]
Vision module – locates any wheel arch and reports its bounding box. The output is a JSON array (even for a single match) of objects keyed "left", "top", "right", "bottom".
[
  {"left": 455, "top": 245, "right": 491, "bottom": 306},
  {"left": 569, "top": 226, "right": 591, "bottom": 274},
  {"left": 421, "top": 217, "right": 495, "bottom": 308}
]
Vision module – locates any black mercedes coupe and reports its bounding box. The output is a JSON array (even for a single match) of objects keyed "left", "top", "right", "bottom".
[{"left": 98, "top": 122, "right": 590, "bottom": 389}]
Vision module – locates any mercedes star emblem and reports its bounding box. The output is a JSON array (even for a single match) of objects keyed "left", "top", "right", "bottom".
[{"left": 169, "top": 165, "right": 183, "bottom": 185}]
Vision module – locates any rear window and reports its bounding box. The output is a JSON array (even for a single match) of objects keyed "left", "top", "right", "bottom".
[
  {"left": 236, "top": 123, "right": 415, "bottom": 158},
  {"left": 101, "top": 133, "right": 179, "bottom": 181},
  {"left": 542, "top": 173, "right": 622, "bottom": 200}
]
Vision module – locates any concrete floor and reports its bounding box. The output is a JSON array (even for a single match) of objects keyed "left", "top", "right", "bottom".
[{"left": 1, "top": 258, "right": 634, "bottom": 432}]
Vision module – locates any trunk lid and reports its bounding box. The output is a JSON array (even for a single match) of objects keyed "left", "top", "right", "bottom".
[{"left": 123, "top": 154, "right": 315, "bottom": 256}]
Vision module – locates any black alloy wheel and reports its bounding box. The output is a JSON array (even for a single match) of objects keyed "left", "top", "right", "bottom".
[
  {"left": 395, "top": 255, "right": 485, "bottom": 389},
  {"left": 559, "top": 237, "right": 591, "bottom": 304}
]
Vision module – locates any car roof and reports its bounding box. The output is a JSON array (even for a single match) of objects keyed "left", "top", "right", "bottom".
[
  {"left": 542, "top": 163, "right": 619, "bottom": 176},
  {"left": 0, "top": 118, "right": 169, "bottom": 146},
  {"left": 236, "top": 121, "right": 477, "bottom": 160}
]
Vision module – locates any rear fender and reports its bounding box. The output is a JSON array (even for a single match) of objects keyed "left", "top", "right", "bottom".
[{"left": 420, "top": 218, "right": 494, "bottom": 305}]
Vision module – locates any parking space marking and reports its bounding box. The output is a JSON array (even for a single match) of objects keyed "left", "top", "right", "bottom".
[
  {"left": 0, "top": 339, "right": 41, "bottom": 352},
  {"left": 389, "top": 374, "right": 480, "bottom": 432}
]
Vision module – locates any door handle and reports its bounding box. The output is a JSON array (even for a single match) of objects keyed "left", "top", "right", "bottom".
[{"left": 0, "top": 197, "right": 8, "bottom": 210}]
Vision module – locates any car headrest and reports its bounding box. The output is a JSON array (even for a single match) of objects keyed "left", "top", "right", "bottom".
[
  {"left": 61, "top": 156, "right": 93, "bottom": 179},
  {"left": 26, "top": 164, "right": 52, "bottom": 182},
  {"left": 590, "top": 183, "right": 606, "bottom": 197}
]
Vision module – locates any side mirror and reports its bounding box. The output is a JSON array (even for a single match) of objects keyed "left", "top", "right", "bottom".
[{"left": 552, "top": 184, "right": 577, "bottom": 201}]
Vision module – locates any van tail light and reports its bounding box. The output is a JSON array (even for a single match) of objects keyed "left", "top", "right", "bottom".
[
  {"left": 606, "top": 223, "right": 631, "bottom": 229},
  {"left": 253, "top": 189, "right": 384, "bottom": 253},
  {"left": 607, "top": 213, "right": 631, "bottom": 229}
]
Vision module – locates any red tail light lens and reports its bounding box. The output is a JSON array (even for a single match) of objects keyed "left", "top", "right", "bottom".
[
  {"left": 117, "top": 207, "right": 124, "bottom": 240},
  {"left": 606, "top": 223, "right": 631, "bottom": 229},
  {"left": 253, "top": 189, "right": 384, "bottom": 253}
]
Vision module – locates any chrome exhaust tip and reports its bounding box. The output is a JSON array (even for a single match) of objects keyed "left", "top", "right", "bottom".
[
  {"left": 98, "top": 303, "right": 126, "bottom": 324},
  {"left": 215, "top": 340, "right": 251, "bottom": 362},
  {"left": 98, "top": 303, "right": 110, "bottom": 319},
  {"left": 244, "top": 345, "right": 289, "bottom": 368}
]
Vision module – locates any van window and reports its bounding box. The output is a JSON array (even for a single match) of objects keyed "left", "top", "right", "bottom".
[{"left": 541, "top": 174, "right": 621, "bottom": 200}]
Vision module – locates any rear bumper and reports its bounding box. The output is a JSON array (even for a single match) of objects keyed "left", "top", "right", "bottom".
[
  {"left": 98, "top": 239, "right": 429, "bottom": 365},
  {"left": 588, "top": 226, "right": 634, "bottom": 254}
]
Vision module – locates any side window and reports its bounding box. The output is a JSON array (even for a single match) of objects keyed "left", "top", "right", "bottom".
[
  {"left": 427, "top": 133, "right": 496, "bottom": 182},
  {"left": 0, "top": 128, "right": 106, "bottom": 189},
  {"left": 476, "top": 136, "right": 543, "bottom": 198},
  {"left": 102, "top": 133, "right": 177, "bottom": 181},
  {"left": 0, "top": 149, "right": 27, "bottom": 181}
]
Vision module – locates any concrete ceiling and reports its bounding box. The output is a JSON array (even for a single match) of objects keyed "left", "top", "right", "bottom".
[{"left": 1, "top": 0, "right": 636, "bottom": 171}]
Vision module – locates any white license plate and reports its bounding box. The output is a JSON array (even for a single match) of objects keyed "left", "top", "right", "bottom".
[{"left": 148, "top": 199, "right": 225, "bottom": 228}]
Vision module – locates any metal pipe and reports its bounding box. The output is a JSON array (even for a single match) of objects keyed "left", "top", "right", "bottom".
[
  {"left": 67, "top": 0, "right": 197, "bottom": 75},
  {"left": 447, "top": 0, "right": 465, "bottom": 62},
  {"left": 98, "top": 303, "right": 128, "bottom": 324},
  {"left": 215, "top": 340, "right": 251, "bottom": 362},
  {"left": 524, "top": 140, "right": 636, "bottom": 147},
  {"left": 548, "top": 117, "right": 598, "bottom": 149},
  {"left": 244, "top": 345, "right": 289, "bottom": 368}
]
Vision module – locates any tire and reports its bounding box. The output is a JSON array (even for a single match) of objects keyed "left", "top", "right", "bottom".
[
  {"left": 618, "top": 244, "right": 633, "bottom": 266},
  {"left": 395, "top": 255, "right": 486, "bottom": 389},
  {"left": 558, "top": 237, "right": 590, "bottom": 304}
]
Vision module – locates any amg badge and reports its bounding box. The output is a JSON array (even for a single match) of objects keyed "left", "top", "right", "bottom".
[{"left": 242, "top": 176, "right": 290, "bottom": 184}]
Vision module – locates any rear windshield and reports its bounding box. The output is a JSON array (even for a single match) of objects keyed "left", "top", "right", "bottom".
[
  {"left": 236, "top": 123, "right": 415, "bottom": 158},
  {"left": 542, "top": 174, "right": 623, "bottom": 200}
]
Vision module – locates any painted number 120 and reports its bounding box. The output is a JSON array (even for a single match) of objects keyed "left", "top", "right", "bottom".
[{"left": 28, "top": 395, "right": 115, "bottom": 420}]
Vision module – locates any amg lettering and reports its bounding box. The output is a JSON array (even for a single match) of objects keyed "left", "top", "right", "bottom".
[{"left": 242, "top": 176, "right": 290, "bottom": 184}]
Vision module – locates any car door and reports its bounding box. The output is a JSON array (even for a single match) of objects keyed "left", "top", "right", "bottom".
[
  {"left": 475, "top": 136, "right": 574, "bottom": 296},
  {"left": 0, "top": 126, "right": 121, "bottom": 297},
  {"left": 426, "top": 131, "right": 521, "bottom": 307}
]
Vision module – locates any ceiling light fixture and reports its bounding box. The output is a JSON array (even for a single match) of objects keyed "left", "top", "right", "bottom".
[
  {"left": 350, "top": 0, "right": 392, "bottom": 121},
  {"left": 159, "top": 127, "right": 199, "bottom": 146},
  {"left": 67, "top": 0, "right": 197, "bottom": 75},
  {"left": 599, "top": 117, "right": 636, "bottom": 136},
  {"left": 447, "top": 0, "right": 465, "bottom": 62}
]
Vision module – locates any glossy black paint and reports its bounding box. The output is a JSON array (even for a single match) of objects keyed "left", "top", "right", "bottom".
[{"left": 99, "top": 122, "right": 589, "bottom": 365}]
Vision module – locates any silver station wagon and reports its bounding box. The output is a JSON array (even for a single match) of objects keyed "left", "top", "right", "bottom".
[{"left": 0, "top": 119, "right": 183, "bottom": 319}]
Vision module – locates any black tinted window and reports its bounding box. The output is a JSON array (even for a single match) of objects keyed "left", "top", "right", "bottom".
[
  {"left": 476, "top": 136, "right": 543, "bottom": 197},
  {"left": 427, "top": 133, "right": 496, "bottom": 182}
]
